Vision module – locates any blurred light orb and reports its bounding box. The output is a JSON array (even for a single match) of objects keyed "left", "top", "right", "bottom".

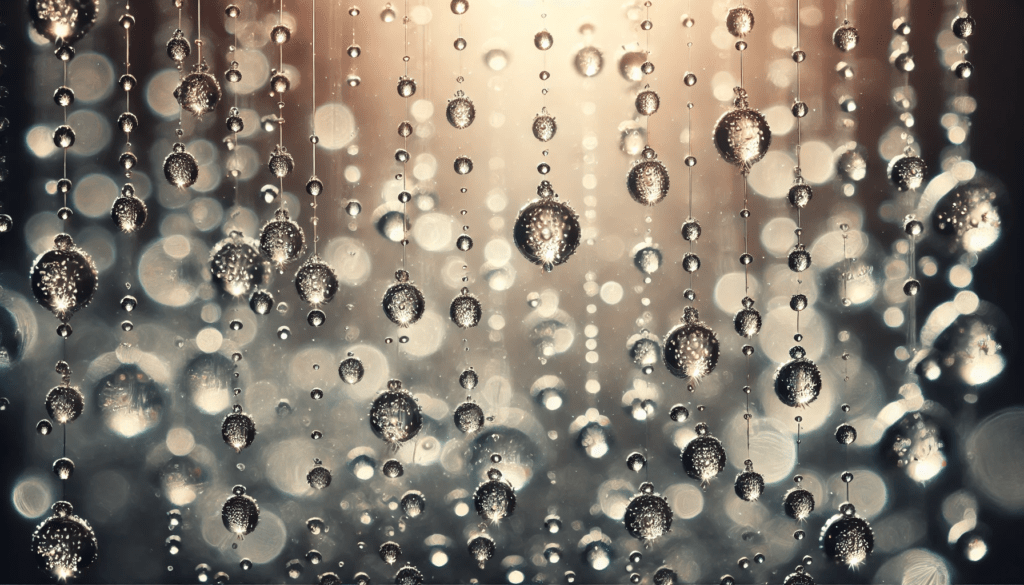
[{"left": 96, "top": 364, "right": 163, "bottom": 437}]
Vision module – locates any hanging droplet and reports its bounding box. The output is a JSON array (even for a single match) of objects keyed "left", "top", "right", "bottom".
[
  {"left": 53, "top": 86, "right": 74, "bottom": 108},
  {"left": 270, "top": 24, "right": 291, "bottom": 45},
  {"left": 31, "top": 501, "right": 98, "bottom": 580},
  {"left": 669, "top": 405, "right": 689, "bottom": 422},
  {"left": 377, "top": 541, "right": 402, "bottom": 565},
  {"left": 307, "top": 463, "right": 332, "bottom": 489},
  {"left": 382, "top": 459, "right": 405, "bottom": 478},
  {"left": 163, "top": 142, "right": 199, "bottom": 189},
  {"left": 734, "top": 462, "right": 764, "bottom": 501},
  {"left": 788, "top": 183, "right": 813, "bottom": 208},
  {"left": 397, "top": 76, "right": 417, "bottom": 98},
  {"left": 52, "top": 457, "right": 75, "bottom": 480},
  {"left": 835, "top": 423, "right": 857, "bottom": 445},
  {"left": 268, "top": 145, "right": 295, "bottom": 178},
  {"left": 734, "top": 298, "right": 762, "bottom": 338},
  {"left": 663, "top": 308, "right": 719, "bottom": 383},
  {"left": 681, "top": 424, "right": 727, "bottom": 484},
  {"left": 455, "top": 234, "right": 474, "bottom": 252},
  {"left": 534, "top": 30, "right": 554, "bottom": 50},
  {"left": 249, "top": 289, "right": 274, "bottom": 315},
  {"left": 446, "top": 91, "right": 476, "bottom": 129},
  {"left": 726, "top": 7, "right": 755, "bottom": 37},
  {"left": 623, "top": 483, "right": 672, "bottom": 542},
  {"left": 306, "top": 175, "right": 324, "bottom": 197},
  {"left": 474, "top": 468, "right": 516, "bottom": 522},
  {"left": 52, "top": 125, "right": 75, "bottom": 149},
  {"left": 119, "top": 151, "right": 138, "bottom": 172},
  {"left": 338, "top": 357, "right": 365, "bottom": 385},
  {"left": 952, "top": 15, "right": 975, "bottom": 39},
  {"left": 788, "top": 247, "right": 812, "bottom": 272},
  {"left": 627, "top": 146, "right": 670, "bottom": 206},
  {"left": 221, "top": 409, "right": 256, "bottom": 453},
  {"left": 454, "top": 401, "right": 485, "bottom": 433},
  {"left": 513, "top": 182, "right": 581, "bottom": 272},
  {"left": 833, "top": 24, "right": 859, "bottom": 52},
  {"left": 626, "top": 452, "right": 647, "bottom": 472},
  {"left": 459, "top": 369, "right": 478, "bottom": 391},
  {"left": 903, "top": 279, "right": 920, "bottom": 296},
  {"left": 259, "top": 208, "right": 305, "bottom": 267},
  {"left": 166, "top": 29, "right": 191, "bottom": 63},
  {"left": 176, "top": 64, "right": 222, "bottom": 118},
  {"left": 774, "top": 352, "right": 822, "bottom": 408},
  {"left": 714, "top": 88, "right": 772, "bottom": 175},
  {"left": 383, "top": 272, "right": 426, "bottom": 327},
  {"left": 454, "top": 156, "right": 474, "bottom": 175},
  {"left": 221, "top": 486, "right": 259, "bottom": 539},
  {"left": 468, "top": 535, "right": 495, "bottom": 569},
  {"left": 450, "top": 290, "right": 482, "bottom": 328},
  {"left": 635, "top": 89, "right": 660, "bottom": 116},
  {"left": 821, "top": 504, "right": 874, "bottom": 567},
  {"left": 30, "top": 234, "right": 98, "bottom": 322},
  {"left": 295, "top": 255, "right": 339, "bottom": 306},
  {"left": 532, "top": 110, "right": 557, "bottom": 142},
  {"left": 889, "top": 155, "right": 927, "bottom": 191},
  {"left": 369, "top": 380, "right": 423, "bottom": 447},
  {"left": 682, "top": 253, "right": 700, "bottom": 273}
]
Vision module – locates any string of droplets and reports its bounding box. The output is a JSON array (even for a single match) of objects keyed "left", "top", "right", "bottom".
[
  {"left": 26, "top": 1, "right": 103, "bottom": 579},
  {"left": 298, "top": 0, "right": 337, "bottom": 504},
  {"left": 448, "top": 1, "right": 485, "bottom": 450},
  {"left": 718, "top": 3, "right": 766, "bottom": 535},
  {"left": 381, "top": 0, "right": 425, "bottom": 349},
  {"left": 111, "top": 2, "right": 146, "bottom": 236},
  {"left": 113, "top": 0, "right": 145, "bottom": 341}
]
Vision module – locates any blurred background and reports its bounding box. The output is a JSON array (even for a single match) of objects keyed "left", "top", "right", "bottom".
[{"left": 0, "top": 0, "right": 1021, "bottom": 583}]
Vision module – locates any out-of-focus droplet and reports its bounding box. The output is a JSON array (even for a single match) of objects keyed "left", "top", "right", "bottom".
[
  {"left": 468, "top": 535, "right": 495, "bottom": 569},
  {"left": 575, "top": 46, "right": 604, "bottom": 77},
  {"left": 726, "top": 7, "right": 755, "bottom": 37}
]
